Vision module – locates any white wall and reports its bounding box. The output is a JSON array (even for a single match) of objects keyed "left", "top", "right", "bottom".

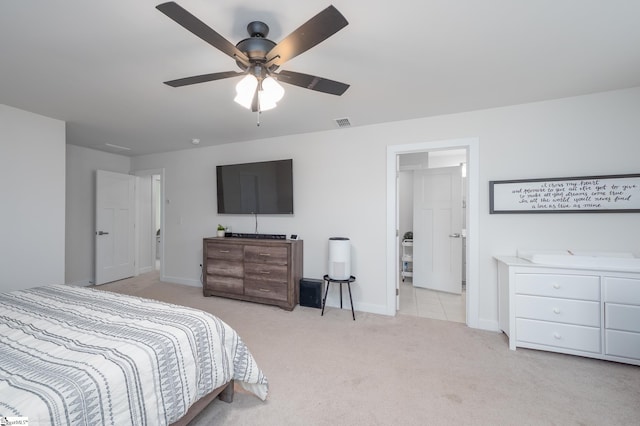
[
  {"left": 0, "top": 104, "right": 65, "bottom": 291},
  {"left": 65, "top": 144, "right": 130, "bottom": 285},
  {"left": 130, "top": 87, "right": 640, "bottom": 327}
]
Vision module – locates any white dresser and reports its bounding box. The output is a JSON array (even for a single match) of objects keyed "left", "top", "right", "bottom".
[{"left": 496, "top": 256, "right": 640, "bottom": 365}]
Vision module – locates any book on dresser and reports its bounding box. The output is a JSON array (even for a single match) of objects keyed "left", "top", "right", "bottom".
[{"left": 202, "top": 237, "right": 303, "bottom": 310}]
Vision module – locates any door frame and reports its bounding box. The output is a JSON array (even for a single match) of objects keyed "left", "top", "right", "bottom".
[
  {"left": 386, "top": 137, "right": 479, "bottom": 328},
  {"left": 133, "top": 168, "right": 165, "bottom": 280}
]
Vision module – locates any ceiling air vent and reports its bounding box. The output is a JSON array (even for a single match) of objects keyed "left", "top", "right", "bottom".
[{"left": 334, "top": 117, "right": 351, "bottom": 128}]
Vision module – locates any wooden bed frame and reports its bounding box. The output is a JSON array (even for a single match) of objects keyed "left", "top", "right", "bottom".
[{"left": 170, "top": 380, "right": 235, "bottom": 426}]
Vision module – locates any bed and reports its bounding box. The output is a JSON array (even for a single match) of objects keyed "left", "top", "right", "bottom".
[{"left": 0, "top": 284, "right": 268, "bottom": 425}]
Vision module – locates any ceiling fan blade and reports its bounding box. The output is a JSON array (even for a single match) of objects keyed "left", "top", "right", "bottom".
[
  {"left": 164, "top": 71, "right": 243, "bottom": 87},
  {"left": 156, "top": 2, "right": 249, "bottom": 66},
  {"left": 266, "top": 5, "right": 348, "bottom": 68},
  {"left": 276, "top": 70, "right": 349, "bottom": 96}
]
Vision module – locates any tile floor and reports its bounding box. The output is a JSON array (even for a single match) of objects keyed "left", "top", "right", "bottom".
[{"left": 398, "top": 278, "right": 466, "bottom": 323}]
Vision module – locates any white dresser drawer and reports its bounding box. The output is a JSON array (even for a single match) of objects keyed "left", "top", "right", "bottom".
[
  {"left": 604, "top": 277, "right": 640, "bottom": 304},
  {"left": 605, "top": 330, "right": 640, "bottom": 360},
  {"left": 516, "top": 318, "right": 601, "bottom": 353},
  {"left": 516, "top": 295, "right": 600, "bottom": 327},
  {"left": 515, "top": 273, "right": 600, "bottom": 301},
  {"left": 605, "top": 303, "right": 640, "bottom": 333}
]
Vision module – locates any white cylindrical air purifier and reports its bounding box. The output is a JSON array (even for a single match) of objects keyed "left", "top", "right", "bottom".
[{"left": 328, "top": 237, "right": 351, "bottom": 280}]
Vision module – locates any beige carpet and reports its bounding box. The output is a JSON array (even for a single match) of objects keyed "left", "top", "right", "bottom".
[{"left": 97, "top": 272, "right": 640, "bottom": 425}]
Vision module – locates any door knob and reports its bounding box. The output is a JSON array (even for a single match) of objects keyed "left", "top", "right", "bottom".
[
  {"left": 449, "top": 233, "right": 461, "bottom": 238},
  {"left": 97, "top": 231, "right": 109, "bottom": 235}
]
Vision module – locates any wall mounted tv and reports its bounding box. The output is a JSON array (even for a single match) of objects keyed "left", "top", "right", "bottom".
[{"left": 216, "top": 159, "right": 294, "bottom": 214}]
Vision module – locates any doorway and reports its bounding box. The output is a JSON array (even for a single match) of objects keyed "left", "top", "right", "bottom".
[
  {"left": 386, "top": 138, "right": 479, "bottom": 328},
  {"left": 152, "top": 174, "right": 162, "bottom": 271},
  {"left": 398, "top": 152, "right": 466, "bottom": 322},
  {"left": 134, "top": 169, "right": 165, "bottom": 280}
]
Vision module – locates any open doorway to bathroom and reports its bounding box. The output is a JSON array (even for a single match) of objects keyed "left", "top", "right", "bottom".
[
  {"left": 386, "top": 137, "right": 479, "bottom": 328},
  {"left": 152, "top": 174, "right": 162, "bottom": 271},
  {"left": 397, "top": 149, "right": 467, "bottom": 323},
  {"left": 134, "top": 169, "right": 164, "bottom": 279}
]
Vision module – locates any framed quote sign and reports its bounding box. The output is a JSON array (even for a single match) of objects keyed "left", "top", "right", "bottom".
[{"left": 489, "top": 174, "right": 640, "bottom": 213}]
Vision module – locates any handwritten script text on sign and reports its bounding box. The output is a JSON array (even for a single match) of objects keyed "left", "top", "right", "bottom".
[{"left": 491, "top": 177, "right": 640, "bottom": 212}]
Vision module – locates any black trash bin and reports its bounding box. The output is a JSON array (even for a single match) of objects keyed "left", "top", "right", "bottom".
[{"left": 299, "top": 278, "right": 323, "bottom": 308}]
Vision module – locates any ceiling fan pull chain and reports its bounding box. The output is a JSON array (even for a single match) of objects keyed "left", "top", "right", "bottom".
[{"left": 256, "top": 111, "right": 261, "bottom": 127}]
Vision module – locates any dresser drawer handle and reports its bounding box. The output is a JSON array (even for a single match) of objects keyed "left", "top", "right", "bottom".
[
  {"left": 553, "top": 332, "right": 561, "bottom": 340},
  {"left": 219, "top": 250, "right": 230, "bottom": 253},
  {"left": 553, "top": 283, "right": 560, "bottom": 289},
  {"left": 258, "top": 288, "right": 271, "bottom": 292},
  {"left": 259, "top": 253, "right": 271, "bottom": 257},
  {"left": 259, "top": 271, "right": 270, "bottom": 275},
  {"left": 553, "top": 308, "right": 561, "bottom": 314}
]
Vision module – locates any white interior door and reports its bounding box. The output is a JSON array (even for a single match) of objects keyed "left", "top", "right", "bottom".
[
  {"left": 95, "top": 170, "right": 135, "bottom": 285},
  {"left": 413, "top": 166, "right": 463, "bottom": 294}
]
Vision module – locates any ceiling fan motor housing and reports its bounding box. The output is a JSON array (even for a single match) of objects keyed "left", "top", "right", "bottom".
[{"left": 235, "top": 22, "right": 277, "bottom": 70}]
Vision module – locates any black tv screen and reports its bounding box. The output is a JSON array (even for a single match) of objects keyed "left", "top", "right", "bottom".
[{"left": 216, "top": 159, "right": 293, "bottom": 214}]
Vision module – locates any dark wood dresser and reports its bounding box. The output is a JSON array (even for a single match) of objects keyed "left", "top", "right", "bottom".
[{"left": 202, "top": 237, "right": 303, "bottom": 310}]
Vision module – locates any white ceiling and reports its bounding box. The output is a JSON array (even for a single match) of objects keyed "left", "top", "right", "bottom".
[{"left": 2, "top": 0, "right": 640, "bottom": 156}]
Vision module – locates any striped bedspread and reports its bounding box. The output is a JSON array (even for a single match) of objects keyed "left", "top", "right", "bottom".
[{"left": 0, "top": 284, "right": 268, "bottom": 425}]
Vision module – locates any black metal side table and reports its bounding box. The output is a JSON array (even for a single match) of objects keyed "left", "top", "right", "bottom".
[{"left": 321, "top": 274, "right": 356, "bottom": 320}]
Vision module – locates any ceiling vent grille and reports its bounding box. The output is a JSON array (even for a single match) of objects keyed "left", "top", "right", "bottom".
[{"left": 334, "top": 117, "right": 351, "bottom": 128}]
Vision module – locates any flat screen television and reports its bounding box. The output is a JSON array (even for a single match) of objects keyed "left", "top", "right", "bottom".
[{"left": 216, "top": 159, "right": 293, "bottom": 214}]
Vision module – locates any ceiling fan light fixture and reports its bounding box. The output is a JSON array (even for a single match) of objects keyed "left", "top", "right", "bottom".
[
  {"left": 234, "top": 74, "right": 259, "bottom": 109},
  {"left": 258, "top": 76, "right": 285, "bottom": 110},
  {"left": 234, "top": 73, "right": 285, "bottom": 111}
]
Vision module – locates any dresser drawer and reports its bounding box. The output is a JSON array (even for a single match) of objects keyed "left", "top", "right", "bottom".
[
  {"left": 605, "top": 303, "right": 640, "bottom": 333},
  {"left": 244, "top": 262, "right": 288, "bottom": 282},
  {"left": 515, "top": 273, "right": 600, "bottom": 301},
  {"left": 516, "top": 318, "right": 601, "bottom": 353},
  {"left": 206, "top": 243, "right": 244, "bottom": 261},
  {"left": 516, "top": 295, "right": 600, "bottom": 327},
  {"left": 244, "top": 279, "right": 288, "bottom": 301},
  {"left": 206, "top": 260, "right": 243, "bottom": 278},
  {"left": 244, "top": 245, "right": 288, "bottom": 265},
  {"left": 605, "top": 330, "right": 640, "bottom": 360},
  {"left": 604, "top": 277, "right": 640, "bottom": 304},
  {"left": 205, "top": 275, "right": 243, "bottom": 295}
]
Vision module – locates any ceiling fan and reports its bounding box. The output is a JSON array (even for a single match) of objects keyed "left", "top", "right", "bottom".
[{"left": 156, "top": 2, "right": 350, "bottom": 113}]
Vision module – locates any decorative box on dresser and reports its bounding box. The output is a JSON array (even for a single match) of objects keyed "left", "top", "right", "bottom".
[
  {"left": 496, "top": 256, "right": 640, "bottom": 366},
  {"left": 203, "top": 237, "right": 303, "bottom": 310}
]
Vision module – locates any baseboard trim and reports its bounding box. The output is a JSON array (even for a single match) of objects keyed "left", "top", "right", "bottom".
[
  {"left": 138, "top": 266, "right": 154, "bottom": 274},
  {"left": 66, "top": 279, "right": 93, "bottom": 287},
  {"left": 477, "top": 318, "right": 501, "bottom": 332},
  {"left": 323, "top": 296, "right": 388, "bottom": 316},
  {"left": 161, "top": 275, "right": 201, "bottom": 288}
]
